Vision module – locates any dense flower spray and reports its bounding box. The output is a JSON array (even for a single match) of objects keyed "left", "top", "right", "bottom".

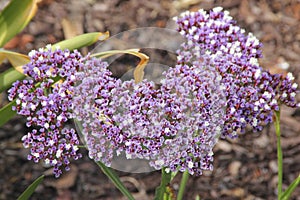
[
  {"left": 174, "top": 7, "right": 299, "bottom": 138},
  {"left": 8, "top": 7, "right": 299, "bottom": 177},
  {"left": 72, "top": 52, "right": 226, "bottom": 175},
  {"left": 8, "top": 45, "right": 84, "bottom": 177}
]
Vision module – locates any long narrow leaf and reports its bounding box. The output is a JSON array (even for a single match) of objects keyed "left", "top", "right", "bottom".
[
  {"left": 0, "top": 68, "right": 25, "bottom": 93},
  {"left": 0, "top": 99, "right": 16, "bottom": 127},
  {"left": 280, "top": 174, "right": 300, "bottom": 200},
  {"left": 95, "top": 161, "right": 135, "bottom": 200},
  {"left": 17, "top": 175, "right": 44, "bottom": 200},
  {"left": 0, "top": 0, "right": 38, "bottom": 47},
  {"left": 0, "top": 49, "right": 29, "bottom": 93},
  {"left": 0, "top": 49, "right": 30, "bottom": 74},
  {"left": 52, "top": 32, "right": 109, "bottom": 50}
]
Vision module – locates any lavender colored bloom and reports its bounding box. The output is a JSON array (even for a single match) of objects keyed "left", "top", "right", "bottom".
[
  {"left": 8, "top": 7, "right": 299, "bottom": 178},
  {"left": 8, "top": 45, "right": 83, "bottom": 177},
  {"left": 72, "top": 50, "right": 226, "bottom": 175},
  {"left": 174, "top": 7, "right": 299, "bottom": 139}
]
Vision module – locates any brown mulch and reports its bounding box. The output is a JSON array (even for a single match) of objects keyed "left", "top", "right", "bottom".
[{"left": 1, "top": 0, "right": 300, "bottom": 199}]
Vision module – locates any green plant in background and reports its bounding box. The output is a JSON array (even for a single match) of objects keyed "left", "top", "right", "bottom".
[{"left": 0, "top": 1, "right": 299, "bottom": 200}]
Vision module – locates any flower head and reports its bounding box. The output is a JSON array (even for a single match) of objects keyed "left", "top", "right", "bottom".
[
  {"left": 174, "top": 7, "right": 299, "bottom": 139},
  {"left": 8, "top": 45, "right": 83, "bottom": 177}
]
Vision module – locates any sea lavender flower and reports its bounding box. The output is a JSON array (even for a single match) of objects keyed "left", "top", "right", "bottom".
[
  {"left": 72, "top": 51, "right": 226, "bottom": 175},
  {"left": 8, "top": 7, "right": 299, "bottom": 178},
  {"left": 174, "top": 7, "right": 299, "bottom": 139},
  {"left": 8, "top": 45, "right": 84, "bottom": 177},
  {"left": 73, "top": 7, "right": 299, "bottom": 176}
]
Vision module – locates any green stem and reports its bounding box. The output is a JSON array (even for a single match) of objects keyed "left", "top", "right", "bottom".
[
  {"left": 154, "top": 168, "right": 172, "bottom": 200},
  {"left": 274, "top": 110, "right": 283, "bottom": 199},
  {"left": 95, "top": 161, "right": 135, "bottom": 200},
  {"left": 176, "top": 170, "right": 189, "bottom": 200}
]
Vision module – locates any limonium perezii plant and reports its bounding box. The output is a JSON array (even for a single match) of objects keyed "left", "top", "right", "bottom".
[{"left": 6, "top": 6, "right": 300, "bottom": 199}]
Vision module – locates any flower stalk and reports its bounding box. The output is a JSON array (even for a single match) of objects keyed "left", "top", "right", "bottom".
[
  {"left": 274, "top": 110, "right": 283, "bottom": 198},
  {"left": 155, "top": 168, "right": 172, "bottom": 200},
  {"left": 177, "top": 170, "right": 189, "bottom": 200}
]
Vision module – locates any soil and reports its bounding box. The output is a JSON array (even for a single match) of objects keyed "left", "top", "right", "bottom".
[{"left": 1, "top": 0, "right": 300, "bottom": 199}]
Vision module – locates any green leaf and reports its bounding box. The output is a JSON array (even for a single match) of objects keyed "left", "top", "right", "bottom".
[
  {"left": 0, "top": 99, "right": 16, "bottom": 127},
  {"left": 95, "top": 161, "right": 135, "bottom": 200},
  {"left": 0, "top": 49, "right": 29, "bottom": 93},
  {"left": 0, "top": 67, "right": 25, "bottom": 93},
  {"left": 0, "top": 49, "right": 30, "bottom": 73},
  {"left": 52, "top": 32, "right": 110, "bottom": 51},
  {"left": 17, "top": 175, "right": 44, "bottom": 200},
  {"left": 0, "top": 0, "right": 38, "bottom": 47},
  {"left": 280, "top": 174, "right": 300, "bottom": 200}
]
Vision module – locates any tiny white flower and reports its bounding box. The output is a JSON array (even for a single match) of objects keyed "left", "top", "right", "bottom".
[
  {"left": 254, "top": 69, "right": 261, "bottom": 79},
  {"left": 49, "top": 139, "right": 55, "bottom": 146},
  {"left": 193, "top": 34, "right": 200, "bottom": 41},
  {"left": 287, "top": 72, "right": 294, "bottom": 81},
  {"left": 21, "top": 102, "right": 27, "bottom": 108},
  {"left": 56, "top": 149, "right": 63, "bottom": 158},
  {"left": 45, "top": 158, "right": 50, "bottom": 165},
  {"left": 70, "top": 75, "right": 76, "bottom": 81},
  {"left": 126, "top": 154, "right": 132, "bottom": 159},
  {"left": 264, "top": 104, "right": 270, "bottom": 110},
  {"left": 282, "top": 92, "right": 287, "bottom": 98},
  {"left": 46, "top": 70, "right": 52, "bottom": 76},
  {"left": 73, "top": 146, "right": 79, "bottom": 151},
  {"left": 57, "top": 115, "right": 63, "bottom": 122},
  {"left": 263, "top": 91, "right": 272, "bottom": 99},
  {"left": 230, "top": 107, "right": 236, "bottom": 114},
  {"left": 30, "top": 104, "right": 36, "bottom": 111},
  {"left": 32, "top": 152, "right": 40, "bottom": 158},
  {"left": 18, "top": 93, "right": 24, "bottom": 98},
  {"left": 240, "top": 118, "right": 246, "bottom": 123},
  {"left": 64, "top": 52, "right": 70, "bottom": 57},
  {"left": 97, "top": 152, "right": 103, "bottom": 158},
  {"left": 41, "top": 101, "right": 47, "bottom": 106},
  {"left": 155, "top": 159, "right": 165, "bottom": 166},
  {"left": 252, "top": 118, "right": 258, "bottom": 127},
  {"left": 259, "top": 98, "right": 265, "bottom": 104},
  {"left": 44, "top": 123, "right": 49, "bottom": 129},
  {"left": 290, "top": 92, "right": 296, "bottom": 97},
  {"left": 45, "top": 44, "right": 52, "bottom": 50},
  {"left": 270, "top": 99, "right": 277, "bottom": 105},
  {"left": 65, "top": 144, "right": 71, "bottom": 150},
  {"left": 212, "top": 7, "right": 223, "bottom": 12},
  {"left": 253, "top": 106, "right": 258, "bottom": 112},
  {"left": 183, "top": 20, "right": 189, "bottom": 26},
  {"left": 52, "top": 159, "right": 57, "bottom": 165},
  {"left": 28, "top": 50, "right": 36, "bottom": 57},
  {"left": 292, "top": 83, "right": 298, "bottom": 89},
  {"left": 188, "top": 161, "right": 194, "bottom": 168}
]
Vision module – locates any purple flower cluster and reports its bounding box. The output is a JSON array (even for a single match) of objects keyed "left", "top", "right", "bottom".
[
  {"left": 8, "top": 7, "right": 299, "bottom": 177},
  {"left": 8, "top": 45, "right": 83, "bottom": 177},
  {"left": 72, "top": 53, "right": 226, "bottom": 175},
  {"left": 174, "top": 7, "right": 299, "bottom": 138}
]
